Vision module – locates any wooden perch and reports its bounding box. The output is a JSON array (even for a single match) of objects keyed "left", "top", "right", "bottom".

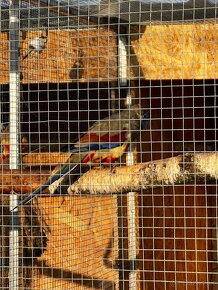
[
  {"left": 22, "top": 152, "right": 71, "bottom": 167},
  {"left": 0, "top": 170, "right": 51, "bottom": 194},
  {"left": 0, "top": 152, "right": 217, "bottom": 195},
  {"left": 68, "top": 153, "right": 218, "bottom": 195},
  {"left": 21, "top": 144, "right": 216, "bottom": 167}
]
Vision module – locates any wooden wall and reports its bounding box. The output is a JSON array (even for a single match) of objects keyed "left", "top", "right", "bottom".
[
  {"left": 138, "top": 80, "right": 216, "bottom": 289},
  {"left": 0, "top": 29, "right": 118, "bottom": 84},
  {"left": 30, "top": 196, "right": 119, "bottom": 289},
  {"left": 1, "top": 23, "right": 218, "bottom": 83},
  {"left": 132, "top": 24, "right": 218, "bottom": 80}
]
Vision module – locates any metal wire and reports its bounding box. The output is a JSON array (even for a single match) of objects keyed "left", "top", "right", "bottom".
[{"left": 0, "top": 0, "right": 218, "bottom": 289}]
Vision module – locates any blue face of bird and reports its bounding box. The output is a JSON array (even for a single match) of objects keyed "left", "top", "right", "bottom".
[{"left": 141, "top": 111, "right": 150, "bottom": 130}]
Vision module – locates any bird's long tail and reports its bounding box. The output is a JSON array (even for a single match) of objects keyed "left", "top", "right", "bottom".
[
  {"left": 11, "top": 163, "right": 79, "bottom": 211},
  {"left": 23, "top": 49, "right": 33, "bottom": 60},
  {"left": 22, "top": 53, "right": 29, "bottom": 60}
]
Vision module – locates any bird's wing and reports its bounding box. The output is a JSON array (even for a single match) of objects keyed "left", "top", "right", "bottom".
[
  {"left": 79, "top": 103, "right": 142, "bottom": 138},
  {"left": 12, "top": 162, "right": 80, "bottom": 210},
  {"left": 76, "top": 129, "right": 128, "bottom": 149}
]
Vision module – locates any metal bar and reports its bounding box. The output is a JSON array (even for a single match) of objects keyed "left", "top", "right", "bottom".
[
  {"left": 117, "top": 35, "right": 128, "bottom": 290},
  {"left": 118, "top": 36, "right": 128, "bottom": 87},
  {"left": 9, "top": 194, "right": 19, "bottom": 290},
  {"left": 118, "top": 35, "right": 137, "bottom": 290},
  {"left": 0, "top": 85, "right": 2, "bottom": 132},
  {"left": 9, "top": 0, "right": 20, "bottom": 170},
  {"left": 126, "top": 148, "right": 137, "bottom": 290},
  {"left": 9, "top": 1, "right": 20, "bottom": 289}
]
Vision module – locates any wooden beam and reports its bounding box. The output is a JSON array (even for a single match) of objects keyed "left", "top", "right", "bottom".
[
  {"left": 0, "top": 169, "right": 50, "bottom": 194},
  {"left": 22, "top": 152, "right": 71, "bottom": 167}
]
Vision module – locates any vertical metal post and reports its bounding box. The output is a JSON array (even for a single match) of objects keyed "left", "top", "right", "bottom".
[
  {"left": 9, "top": 1, "right": 20, "bottom": 289},
  {"left": 110, "top": 83, "right": 117, "bottom": 113},
  {"left": 9, "top": 195, "right": 19, "bottom": 290},
  {"left": 118, "top": 35, "right": 137, "bottom": 290},
  {"left": 118, "top": 37, "right": 128, "bottom": 87},
  {"left": 9, "top": 0, "right": 20, "bottom": 170},
  {"left": 126, "top": 146, "right": 137, "bottom": 290},
  {"left": 0, "top": 86, "right": 3, "bottom": 157},
  {"left": 0, "top": 86, "right": 2, "bottom": 132}
]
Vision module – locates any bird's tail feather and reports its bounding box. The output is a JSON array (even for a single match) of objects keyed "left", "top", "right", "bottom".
[
  {"left": 23, "top": 49, "right": 33, "bottom": 60},
  {"left": 22, "top": 53, "right": 29, "bottom": 60},
  {"left": 11, "top": 163, "right": 79, "bottom": 211}
]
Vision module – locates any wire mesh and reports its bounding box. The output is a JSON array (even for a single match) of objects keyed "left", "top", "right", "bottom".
[{"left": 0, "top": 0, "right": 218, "bottom": 289}]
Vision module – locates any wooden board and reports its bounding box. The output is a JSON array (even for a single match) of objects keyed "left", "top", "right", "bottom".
[
  {"left": 22, "top": 152, "right": 71, "bottom": 167},
  {"left": 139, "top": 185, "right": 209, "bottom": 290},
  {"left": 131, "top": 23, "right": 218, "bottom": 80},
  {"left": 1, "top": 23, "right": 218, "bottom": 83},
  {"left": 31, "top": 196, "right": 119, "bottom": 289},
  {"left": 0, "top": 29, "right": 117, "bottom": 84}
]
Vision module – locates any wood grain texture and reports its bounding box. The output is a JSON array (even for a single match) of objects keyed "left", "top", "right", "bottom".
[
  {"left": 1, "top": 23, "right": 218, "bottom": 83},
  {"left": 140, "top": 185, "right": 209, "bottom": 290},
  {"left": 31, "top": 196, "right": 119, "bottom": 289},
  {"left": 132, "top": 23, "right": 218, "bottom": 80},
  {"left": 22, "top": 152, "right": 71, "bottom": 166},
  {"left": 0, "top": 29, "right": 117, "bottom": 83}
]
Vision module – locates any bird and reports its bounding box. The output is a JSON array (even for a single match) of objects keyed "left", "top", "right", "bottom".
[
  {"left": 13, "top": 104, "right": 150, "bottom": 210},
  {"left": 23, "top": 35, "right": 48, "bottom": 60},
  {"left": 69, "top": 49, "right": 85, "bottom": 80},
  {"left": 0, "top": 125, "right": 28, "bottom": 163}
]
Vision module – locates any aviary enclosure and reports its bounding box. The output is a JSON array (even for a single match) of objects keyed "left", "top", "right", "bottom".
[{"left": 0, "top": 0, "right": 218, "bottom": 289}]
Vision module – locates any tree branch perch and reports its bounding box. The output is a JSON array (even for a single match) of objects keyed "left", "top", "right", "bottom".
[
  {"left": 0, "top": 152, "right": 217, "bottom": 195},
  {"left": 68, "top": 153, "right": 218, "bottom": 195}
]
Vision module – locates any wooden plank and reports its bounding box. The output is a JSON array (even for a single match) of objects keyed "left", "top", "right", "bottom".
[
  {"left": 22, "top": 152, "right": 71, "bottom": 167},
  {"left": 1, "top": 23, "right": 218, "bottom": 83},
  {"left": 0, "top": 29, "right": 117, "bottom": 84},
  {"left": 27, "top": 196, "right": 119, "bottom": 289},
  {"left": 131, "top": 23, "right": 218, "bottom": 80},
  {"left": 140, "top": 186, "right": 209, "bottom": 289}
]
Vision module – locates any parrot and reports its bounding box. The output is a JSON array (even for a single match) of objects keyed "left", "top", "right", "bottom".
[
  {"left": 0, "top": 125, "right": 28, "bottom": 163},
  {"left": 23, "top": 35, "right": 48, "bottom": 60},
  {"left": 13, "top": 104, "right": 150, "bottom": 210}
]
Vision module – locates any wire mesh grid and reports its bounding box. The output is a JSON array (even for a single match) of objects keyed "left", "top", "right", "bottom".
[{"left": 0, "top": 0, "right": 218, "bottom": 289}]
